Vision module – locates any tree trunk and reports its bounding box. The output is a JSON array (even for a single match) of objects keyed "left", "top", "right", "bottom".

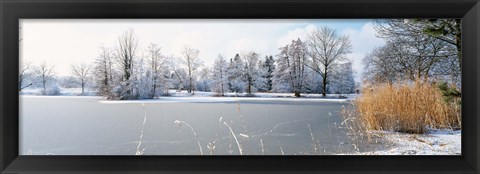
[
  {"left": 322, "top": 70, "right": 328, "bottom": 97},
  {"left": 221, "top": 83, "right": 224, "bottom": 96},
  {"left": 81, "top": 79, "right": 85, "bottom": 94},
  {"left": 294, "top": 91, "right": 300, "bottom": 97},
  {"left": 248, "top": 79, "right": 252, "bottom": 94},
  {"left": 190, "top": 77, "right": 194, "bottom": 95},
  {"left": 43, "top": 81, "right": 46, "bottom": 95},
  {"left": 152, "top": 84, "right": 157, "bottom": 99}
]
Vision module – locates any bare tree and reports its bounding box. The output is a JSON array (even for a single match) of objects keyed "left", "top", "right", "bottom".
[
  {"left": 306, "top": 27, "right": 352, "bottom": 97},
  {"left": 373, "top": 19, "right": 460, "bottom": 85},
  {"left": 34, "top": 61, "right": 55, "bottom": 95},
  {"left": 179, "top": 46, "right": 201, "bottom": 95},
  {"left": 375, "top": 19, "right": 461, "bottom": 68},
  {"left": 114, "top": 29, "right": 138, "bottom": 99},
  {"left": 288, "top": 39, "right": 309, "bottom": 97},
  {"left": 363, "top": 45, "right": 402, "bottom": 84},
  {"left": 146, "top": 43, "right": 165, "bottom": 98},
  {"left": 71, "top": 62, "right": 91, "bottom": 94},
  {"left": 19, "top": 62, "right": 32, "bottom": 91},
  {"left": 94, "top": 46, "right": 115, "bottom": 97}
]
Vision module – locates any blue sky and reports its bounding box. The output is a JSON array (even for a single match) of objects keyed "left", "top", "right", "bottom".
[{"left": 21, "top": 19, "right": 385, "bottom": 82}]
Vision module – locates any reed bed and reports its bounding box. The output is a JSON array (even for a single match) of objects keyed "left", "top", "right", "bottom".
[{"left": 347, "top": 80, "right": 461, "bottom": 134}]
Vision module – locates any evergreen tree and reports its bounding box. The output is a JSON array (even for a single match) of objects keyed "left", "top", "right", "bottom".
[
  {"left": 242, "top": 52, "right": 266, "bottom": 95},
  {"left": 261, "top": 55, "right": 275, "bottom": 92},
  {"left": 227, "top": 54, "right": 245, "bottom": 93}
]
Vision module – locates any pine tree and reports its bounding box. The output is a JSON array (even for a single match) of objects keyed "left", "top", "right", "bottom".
[
  {"left": 227, "top": 54, "right": 245, "bottom": 93},
  {"left": 261, "top": 55, "right": 275, "bottom": 92}
]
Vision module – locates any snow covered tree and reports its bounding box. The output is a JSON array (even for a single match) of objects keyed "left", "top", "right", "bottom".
[
  {"left": 133, "top": 56, "right": 151, "bottom": 99},
  {"left": 171, "top": 67, "right": 188, "bottom": 91},
  {"left": 196, "top": 66, "right": 212, "bottom": 92},
  {"left": 289, "top": 39, "right": 309, "bottom": 97},
  {"left": 113, "top": 29, "right": 138, "bottom": 100},
  {"left": 71, "top": 62, "right": 91, "bottom": 95},
  {"left": 260, "top": 55, "right": 275, "bottom": 92},
  {"left": 242, "top": 52, "right": 266, "bottom": 95},
  {"left": 272, "top": 45, "right": 292, "bottom": 93},
  {"left": 307, "top": 27, "right": 352, "bottom": 97},
  {"left": 145, "top": 43, "right": 168, "bottom": 98},
  {"left": 211, "top": 54, "right": 229, "bottom": 96},
  {"left": 93, "top": 46, "right": 115, "bottom": 98},
  {"left": 179, "top": 46, "right": 202, "bottom": 95},
  {"left": 227, "top": 54, "right": 245, "bottom": 93},
  {"left": 255, "top": 59, "right": 269, "bottom": 92},
  {"left": 329, "top": 62, "right": 355, "bottom": 96},
  {"left": 272, "top": 39, "right": 309, "bottom": 97},
  {"left": 33, "top": 61, "right": 55, "bottom": 95}
]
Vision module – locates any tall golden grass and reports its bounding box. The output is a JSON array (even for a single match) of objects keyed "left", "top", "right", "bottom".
[{"left": 349, "top": 80, "right": 461, "bottom": 134}]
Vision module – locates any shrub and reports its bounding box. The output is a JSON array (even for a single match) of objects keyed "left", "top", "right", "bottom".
[{"left": 350, "top": 80, "right": 461, "bottom": 134}]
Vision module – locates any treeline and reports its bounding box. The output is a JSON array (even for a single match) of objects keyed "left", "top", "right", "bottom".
[{"left": 20, "top": 26, "right": 358, "bottom": 99}]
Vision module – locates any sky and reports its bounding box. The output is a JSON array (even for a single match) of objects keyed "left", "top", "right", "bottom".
[{"left": 20, "top": 19, "right": 385, "bottom": 82}]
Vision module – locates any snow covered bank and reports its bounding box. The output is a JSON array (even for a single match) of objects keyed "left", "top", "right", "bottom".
[
  {"left": 20, "top": 88, "right": 97, "bottom": 96},
  {"left": 20, "top": 88, "right": 355, "bottom": 103},
  {"left": 166, "top": 90, "right": 357, "bottom": 99},
  {"left": 98, "top": 96, "right": 351, "bottom": 104},
  {"left": 351, "top": 129, "right": 461, "bottom": 155},
  {"left": 20, "top": 88, "right": 357, "bottom": 100}
]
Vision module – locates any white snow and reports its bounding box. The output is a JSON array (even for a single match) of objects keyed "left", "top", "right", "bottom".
[
  {"left": 20, "top": 87, "right": 97, "bottom": 96},
  {"left": 98, "top": 90, "right": 354, "bottom": 104},
  {"left": 20, "top": 87, "right": 356, "bottom": 101},
  {"left": 349, "top": 129, "right": 461, "bottom": 155}
]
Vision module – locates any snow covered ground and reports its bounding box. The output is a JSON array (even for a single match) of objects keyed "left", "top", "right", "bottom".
[
  {"left": 166, "top": 90, "right": 356, "bottom": 99},
  {"left": 350, "top": 129, "right": 461, "bottom": 155},
  {"left": 20, "top": 88, "right": 356, "bottom": 103},
  {"left": 20, "top": 87, "right": 97, "bottom": 96},
  {"left": 98, "top": 90, "right": 354, "bottom": 104}
]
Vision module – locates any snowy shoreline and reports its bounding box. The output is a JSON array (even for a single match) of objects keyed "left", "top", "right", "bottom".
[
  {"left": 20, "top": 88, "right": 356, "bottom": 103},
  {"left": 347, "top": 129, "right": 461, "bottom": 155}
]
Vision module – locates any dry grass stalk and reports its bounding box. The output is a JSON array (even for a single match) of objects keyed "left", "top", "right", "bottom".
[
  {"left": 306, "top": 122, "right": 318, "bottom": 155},
  {"left": 351, "top": 80, "right": 461, "bottom": 134},
  {"left": 174, "top": 120, "right": 204, "bottom": 155},
  {"left": 223, "top": 121, "right": 243, "bottom": 155}
]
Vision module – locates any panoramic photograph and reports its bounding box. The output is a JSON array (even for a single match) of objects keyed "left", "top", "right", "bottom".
[{"left": 19, "top": 19, "right": 461, "bottom": 155}]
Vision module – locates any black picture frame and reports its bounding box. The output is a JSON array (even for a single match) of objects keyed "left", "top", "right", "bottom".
[{"left": 1, "top": 0, "right": 479, "bottom": 173}]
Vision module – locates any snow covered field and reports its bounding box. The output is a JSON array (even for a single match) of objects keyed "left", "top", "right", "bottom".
[{"left": 348, "top": 129, "right": 461, "bottom": 155}]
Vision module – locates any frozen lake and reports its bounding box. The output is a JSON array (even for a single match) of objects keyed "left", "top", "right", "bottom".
[{"left": 19, "top": 96, "right": 381, "bottom": 155}]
